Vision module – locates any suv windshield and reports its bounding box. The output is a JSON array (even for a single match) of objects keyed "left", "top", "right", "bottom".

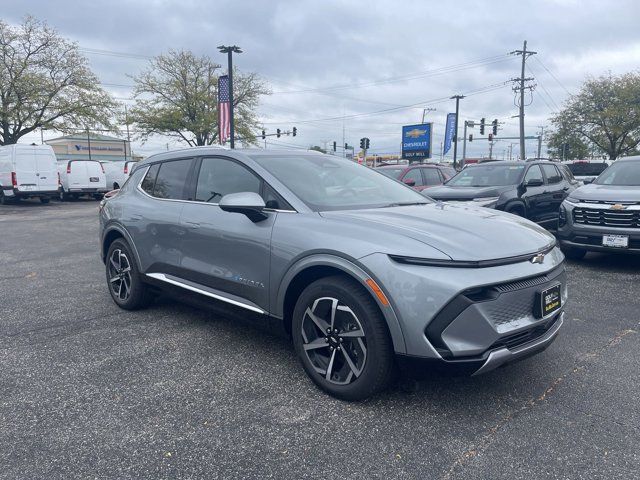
[
  {"left": 250, "top": 154, "right": 430, "bottom": 211},
  {"left": 447, "top": 164, "right": 525, "bottom": 187},
  {"left": 595, "top": 161, "right": 640, "bottom": 186},
  {"left": 568, "top": 162, "right": 608, "bottom": 176}
]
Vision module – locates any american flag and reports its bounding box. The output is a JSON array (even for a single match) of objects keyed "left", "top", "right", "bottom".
[{"left": 218, "top": 75, "right": 230, "bottom": 144}]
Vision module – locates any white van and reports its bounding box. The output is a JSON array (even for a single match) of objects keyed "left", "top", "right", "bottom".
[
  {"left": 101, "top": 160, "right": 136, "bottom": 190},
  {"left": 57, "top": 160, "right": 108, "bottom": 201},
  {"left": 0, "top": 144, "right": 59, "bottom": 204}
]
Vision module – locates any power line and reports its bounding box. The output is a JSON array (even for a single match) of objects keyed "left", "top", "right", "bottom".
[{"left": 534, "top": 56, "right": 571, "bottom": 95}]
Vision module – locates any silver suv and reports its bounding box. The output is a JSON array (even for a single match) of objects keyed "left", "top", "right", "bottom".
[{"left": 99, "top": 148, "right": 567, "bottom": 400}]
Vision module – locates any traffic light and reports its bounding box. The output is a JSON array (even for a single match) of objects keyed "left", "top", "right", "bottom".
[
  {"left": 468, "top": 134, "right": 473, "bottom": 142},
  {"left": 261, "top": 130, "right": 266, "bottom": 140},
  {"left": 344, "top": 143, "right": 348, "bottom": 150},
  {"left": 292, "top": 127, "right": 297, "bottom": 137},
  {"left": 365, "top": 138, "right": 370, "bottom": 149},
  {"left": 276, "top": 128, "right": 281, "bottom": 138},
  {"left": 333, "top": 141, "right": 337, "bottom": 152},
  {"left": 360, "top": 138, "right": 366, "bottom": 149},
  {"left": 488, "top": 133, "right": 493, "bottom": 141},
  {"left": 492, "top": 119, "right": 498, "bottom": 135},
  {"left": 479, "top": 118, "right": 485, "bottom": 135}
]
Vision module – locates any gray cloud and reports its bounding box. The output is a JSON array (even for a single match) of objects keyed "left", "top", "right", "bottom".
[{"left": 7, "top": 0, "right": 640, "bottom": 158}]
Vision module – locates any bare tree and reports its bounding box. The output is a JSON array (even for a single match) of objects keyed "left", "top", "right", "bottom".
[
  {"left": 0, "top": 16, "right": 116, "bottom": 145},
  {"left": 129, "top": 49, "right": 269, "bottom": 146}
]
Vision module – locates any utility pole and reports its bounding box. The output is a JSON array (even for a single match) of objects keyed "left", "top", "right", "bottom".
[
  {"left": 462, "top": 120, "right": 473, "bottom": 161},
  {"left": 422, "top": 107, "right": 436, "bottom": 124},
  {"left": 451, "top": 95, "right": 464, "bottom": 169},
  {"left": 86, "top": 128, "right": 92, "bottom": 161},
  {"left": 218, "top": 45, "right": 242, "bottom": 148},
  {"left": 512, "top": 40, "right": 537, "bottom": 160},
  {"left": 489, "top": 140, "right": 494, "bottom": 160},
  {"left": 536, "top": 125, "right": 545, "bottom": 158}
]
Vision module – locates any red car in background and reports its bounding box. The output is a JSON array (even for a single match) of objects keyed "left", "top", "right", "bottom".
[{"left": 376, "top": 164, "right": 456, "bottom": 191}]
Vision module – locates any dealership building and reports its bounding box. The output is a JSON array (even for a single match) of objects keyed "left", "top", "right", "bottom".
[{"left": 45, "top": 133, "right": 139, "bottom": 163}]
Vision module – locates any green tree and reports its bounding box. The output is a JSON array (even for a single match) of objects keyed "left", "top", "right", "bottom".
[
  {"left": 129, "top": 50, "right": 269, "bottom": 146},
  {"left": 550, "top": 72, "right": 640, "bottom": 159},
  {"left": 546, "top": 128, "right": 590, "bottom": 160},
  {"left": 308, "top": 145, "right": 326, "bottom": 153},
  {"left": 0, "top": 16, "right": 116, "bottom": 145}
]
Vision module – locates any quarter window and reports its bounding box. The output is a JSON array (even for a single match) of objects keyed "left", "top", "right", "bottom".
[
  {"left": 140, "top": 163, "right": 160, "bottom": 194},
  {"left": 195, "top": 158, "right": 261, "bottom": 203},
  {"left": 152, "top": 159, "right": 192, "bottom": 199},
  {"left": 541, "top": 164, "right": 562, "bottom": 184}
]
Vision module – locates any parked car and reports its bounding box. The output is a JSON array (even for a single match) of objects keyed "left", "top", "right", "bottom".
[
  {"left": 101, "top": 160, "right": 136, "bottom": 190},
  {"left": 0, "top": 144, "right": 59, "bottom": 204},
  {"left": 564, "top": 160, "right": 611, "bottom": 184},
  {"left": 57, "top": 160, "right": 108, "bottom": 201},
  {"left": 425, "top": 160, "right": 578, "bottom": 229},
  {"left": 557, "top": 156, "right": 640, "bottom": 258},
  {"left": 376, "top": 164, "right": 456, "bottom": 191},
  {"left": 100, "top": 148, "right": 566, "bottom": 400}
]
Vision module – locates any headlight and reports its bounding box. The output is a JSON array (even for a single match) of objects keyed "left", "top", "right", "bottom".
[
  {"left": 564, "top": 196, "right": 580, "bottom": 205},
  {"left": 472, "top": 196, "right": 500, "bottom": 208}
]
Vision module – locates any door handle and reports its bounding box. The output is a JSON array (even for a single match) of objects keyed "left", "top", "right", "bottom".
[{"left": 184, "top": 221, "right": 200, "bottom": 229}]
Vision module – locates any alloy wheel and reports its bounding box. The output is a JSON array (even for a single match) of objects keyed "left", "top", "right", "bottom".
[
  {"left": 108, "top": 249, "right": 133, "bottom": 301},
  {"left": 301, "top": 297, "right": 367, "bottom": 385}
]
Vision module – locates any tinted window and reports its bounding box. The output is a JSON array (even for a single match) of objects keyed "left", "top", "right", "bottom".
[
  {"left": 541, "top": 164, "right": 562, "bottom": 184},
  {"left": 440, "top": 167, "right": 456, "bottom": 179},
  {"left": 195, "top": 158, "right": 261, "bottom": 203},
  {"left": 423, "top": 168, "right": 442, "bottom": 185},
  {"left": 140, "top": 163, "right": 159, "bottom": 194},
  {"left": 568, "top": 162, "right": 608, "bottom": 176},
  {"left": 403, "top": 168, "right": 424, "bottom": 186},
  {"left": 558, "top": 164, "right": 575, "bottom": 181},
  {"left": 263, "top": 183, "right": 293, "bottom": 210},
  {"left": 153, "top": 159, "right": 192, "bottom": 199},
  {"left": 524, "top": 165, "right": 544, "bottom": 184},
  {"left": 377, "top": 168, "right": 404, "bottom": 179},
  {"left": 448, "top": 164, "right": 525, "bottom": 187}
]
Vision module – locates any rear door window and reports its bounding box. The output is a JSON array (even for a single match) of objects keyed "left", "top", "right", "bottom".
[
  {"left": 153, "top": 159, "right": 192, "bottom": 199},
  {"left": 541, "top": 164, "right": 562, "bottom": 184},
  {"left": 140, "top": 164, "right": 160, "bottom": 194},
  {"left": 402, "top": 168, "right": 424, "bottom": 186},
  {"left": 422, "top": 168, "right": 443, "bottom": 185},
  {"left": 195, "top": 157, "right": 261, "bottom": 203},
  {"left": 524, "top": 165, "right": 544, "bottom": 184}
]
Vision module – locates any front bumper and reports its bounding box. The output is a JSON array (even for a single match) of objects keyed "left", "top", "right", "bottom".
[
  {"left": 557, "top": 202, "right": 640, "bottom": 253},
  {"left": 360, "top": 248, "right": 566, "bottom": 371}
]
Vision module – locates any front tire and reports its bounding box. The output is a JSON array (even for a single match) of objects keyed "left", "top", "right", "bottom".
[
  {"left": 106, "top": 239, "right": 152, "bottom": 310},
  {"left": 40, "top": 197, "right": 50, "bottom": 204},
  {"left": 562, "top": 246, "right": 587, "bottom": 260},
  {"left": 292, "top": 275, "right": 395, "bottom": 401}
]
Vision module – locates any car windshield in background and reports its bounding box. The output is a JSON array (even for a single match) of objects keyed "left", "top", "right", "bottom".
[
  {"left": 250, "top": 155, "right": 430, "bottom": 211},
  {"left": 377, "top": 168, "right": 404, "bottom": 179},
  {"left": 595, "top": 161, "right": 640, "bottom": 186},
  {"left": 447, "top": 164, "right": 525, "bottom": 187},
  {"left": 568, "top": 162, "right": 608, "bottom": 176}
]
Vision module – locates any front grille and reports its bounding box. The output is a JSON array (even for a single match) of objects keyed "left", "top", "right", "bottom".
[
  {"left": 495, "top": 274, "right": 549, "bottom": 293},
  {"left": 573, "top": 207, "right": 640, "bottom": 228},
  {"left": 489, "top": 315, "right": 559, "bottom": 350}
]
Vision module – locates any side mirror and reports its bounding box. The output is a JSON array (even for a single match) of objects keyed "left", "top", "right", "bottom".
[
  {"left": 403, "top": 178, "right": 416, "bottom": 186},
  {"left": 219, "top": 192, "right": 267, "bottom": 222},
  {"left": 526, "top": 178, "right": 544, "bottom": 187}
]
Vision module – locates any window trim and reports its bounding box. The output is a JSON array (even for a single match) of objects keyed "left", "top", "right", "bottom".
[
  {"left": 540, "top": 163, "right": 562, "bottom": 185},
  {"left": 136, "top": 157, "right": 298, "bottom": 212}
]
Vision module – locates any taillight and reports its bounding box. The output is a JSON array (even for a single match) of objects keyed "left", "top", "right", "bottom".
[
  {"left": 11, "top": 172, "right": 17, "bottom": 187},
  {"left": 67, "top": 163, "right": 71, "bottom": 174},
  {"left": 57, "top": 172, "right": 61, "bottom": 187},
  {"left": 124, "top": 163, "right": 129, "bottom": 174}
]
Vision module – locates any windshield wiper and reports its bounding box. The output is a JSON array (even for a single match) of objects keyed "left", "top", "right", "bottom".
[{"left": 382, "top": 201, "right": 429, "bottom": 208}]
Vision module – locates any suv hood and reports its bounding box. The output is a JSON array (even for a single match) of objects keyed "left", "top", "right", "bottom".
[
  {"left": 320, "top": 204, "right": 554, "bottom": 262},
  {"left": 571, "top": 183, "right": 640, "bottom": 202},
  {"left": 425, "top": 185, "right": 513, "bottom": 201}
]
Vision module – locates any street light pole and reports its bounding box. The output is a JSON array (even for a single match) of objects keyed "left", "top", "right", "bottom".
[
  {"left": 451, "top": 95, "right": 464, "bottom": 169},
  {"left": 218, "top": 45, "right": 242, "bottom": 149}
]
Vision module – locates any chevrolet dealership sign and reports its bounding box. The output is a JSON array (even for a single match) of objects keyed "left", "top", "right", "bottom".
[{"left": 402, "top": 123, "right": 432, "bottom": 160}]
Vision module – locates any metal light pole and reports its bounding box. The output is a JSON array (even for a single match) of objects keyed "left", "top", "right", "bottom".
[
  {"left": 451, "top": 95, "right": 464, "bottom": 169},
  {"left": 218, "top": 45, "right": 242, "bottom": 149}
]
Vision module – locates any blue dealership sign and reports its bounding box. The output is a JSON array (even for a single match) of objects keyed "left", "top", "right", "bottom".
[
  {"left": 402, "top": 123, "right": 432, "bottom": 160},
  {"left": 443, "top": 113, "right": 456, "bottom": 156}
]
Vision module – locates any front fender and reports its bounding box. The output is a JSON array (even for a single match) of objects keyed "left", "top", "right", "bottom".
[{"left": 275, "top": 253, "right": 407, "bottom": 354}]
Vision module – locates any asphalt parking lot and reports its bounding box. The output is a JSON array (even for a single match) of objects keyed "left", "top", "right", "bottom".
[{"left": 1, "top": 200, "right": 639, "bottom": 479}]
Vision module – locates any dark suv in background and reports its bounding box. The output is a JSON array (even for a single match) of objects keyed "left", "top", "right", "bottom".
[
  {"left": 376, "top": 163, "right": 456, "bottom": 191},
  {"left": 425, "top": 160, "right": 578, "bottom": 229}
]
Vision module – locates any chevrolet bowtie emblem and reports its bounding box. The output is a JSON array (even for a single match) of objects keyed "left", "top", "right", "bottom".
[
  {"left": 530, "top": 253, "right": 545, "bottom": 264},
  {"left": 610, "top": 203, "right": 626, "bottom": 210},
  {"left": 405, "top": 128, "right": 427, "bottom": 138}
]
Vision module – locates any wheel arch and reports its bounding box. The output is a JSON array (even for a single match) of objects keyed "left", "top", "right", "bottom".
[
  {"left": 101, "top": 223, "right": 142, "bottom": 269},
  {"left": 276, "top": 254, "right": 407, "bottom": 354},
  {"left": 505, "top": 200, "right": 527, "bottom": 216}
]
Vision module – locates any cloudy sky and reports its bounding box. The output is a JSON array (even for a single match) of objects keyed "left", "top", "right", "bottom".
[{"left": 7, "top": 0, "right": 640, "bottom": 160}]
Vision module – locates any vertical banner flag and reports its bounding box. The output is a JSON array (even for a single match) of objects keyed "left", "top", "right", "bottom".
[
  {"left": 443, "top": 113, "right": 456, "bottom": 155},
  {"left": 218, "top": 75, "right": 230, "bottom": 144}
]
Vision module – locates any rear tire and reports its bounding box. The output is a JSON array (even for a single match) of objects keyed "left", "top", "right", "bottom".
[
  {"left": 40, "top": 197, "right": 50, "bottom": 204},
  {"left": 106, "top": 239, "right": 153, "bottom": 310},
  {"left": 292, "top": 275, "right": 395, "bottom": 401},
  {"left": 0, "top": 191, "right": 9, "bottom": 205},
  {"left": 59, "top": 191, "right": 69, "bottom": 201},
  {"left": 562, "top": 247, "right": 587, "bottom": 260}
]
